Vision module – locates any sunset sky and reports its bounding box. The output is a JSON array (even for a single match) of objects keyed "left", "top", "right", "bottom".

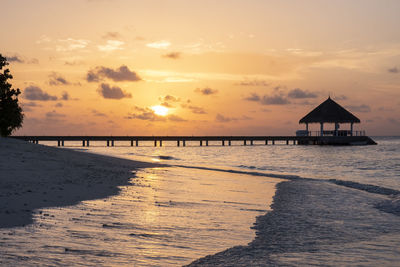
[{"left": 3, "top": 0, "right": 400, "bottom": 135}]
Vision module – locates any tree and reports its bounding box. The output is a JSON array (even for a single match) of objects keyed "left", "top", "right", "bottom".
[{"left": 0, "top": 54, "right": 23, "bottom": 137}]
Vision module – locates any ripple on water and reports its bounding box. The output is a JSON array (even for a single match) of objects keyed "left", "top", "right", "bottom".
[{"left": 0, "top": 167, "right": 280, "bottom": 266}]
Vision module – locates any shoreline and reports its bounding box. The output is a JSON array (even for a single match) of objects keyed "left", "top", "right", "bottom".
[
  {"left": 0, "top": 138, "right": 161, "bottom": 228},
  {"left": 0, "top": 138, "right": 281, "bottom": 266},
  {"left": 2, "top": 138, "right": 399, "bottom": 265},
  {"left": 186, "top": 179, "right": 400, "bottom": 266}
]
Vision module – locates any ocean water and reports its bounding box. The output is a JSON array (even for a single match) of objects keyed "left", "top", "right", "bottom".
[
  {"left": 1, "top": 136, "right": 400, "bottom": 266},
  {"left": 73, "top": 136, "right": 400, "bottom": 190}
]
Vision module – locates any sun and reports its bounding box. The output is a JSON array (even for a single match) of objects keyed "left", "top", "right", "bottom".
[{"left": 151, "top": 105, "right": 169, "bottom": 116}]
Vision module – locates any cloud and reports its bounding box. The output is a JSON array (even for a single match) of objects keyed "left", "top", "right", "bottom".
[
  {"left": 64, "top": 60, "right": 81, "bottom": 66},
  {"left": 260, "top": 95, "right": 290, "bottom": 105},
  {"left": 388, "top": 67, "right": 399, "bottom": 73},
  {"left": 126, "top": 107, "right": 166, "bottom": 121},
  {"left": 126, "top": 106, "right": 187, "bottom": 122},
  {"left": 161, "top": 102, "right": 174, "bottom": 108},
  {"left": 22, "top": 102, "right": 40, "bottom": 107},
  {"left": 102, "top": 32, "right": 121, "bottom": 40},
  {"left": 378, "top": 106, "right": 393, "bottom": 112},
  {"left": 243, "top": 93, "right": 261, "bottom": 102},
  {"left": 216, "top": 114, "right": 237, "bottom": 122},
  {"left": 183, "top": 104, "right": 207, "bottom": 114},
  {"left": 345, "top": 104, "right": 371, "bottom": 113},
  {"left": 61, "top": 91, "right": 70, "bottom": 100},
  {"left": 56, "top": 38, "right": 89, "bottom": 52},
  {"left": 98, "top": 40, "right": 125, "bottom": 51},
  {"left": 49, "top": 72, "right": 70, "bottom": 86},
  {"left": 6, "top": 55, "right": 38, "bottom": 64},
  {"left": 159, "top": 95, "right": 181, "bottom": 107},
  {"left": 146, "top": 40, "right": 171, "bottom": 49},
  {"left": 87, "top": 65, "right": 141, "bottom": 82},
  {"left": 24, "top": 86, "right": 58, "bottom": 101},
  {"left": 188, "top": 105, "right": 207, "bottom": 114},
  {"left": 287, "top": 88, "right": 317, "bottom": 99},
  {"left": 92, "top": 109, "right": 107, "bottom": 117},
  {"left": 6, "top": 56, "right": 24, "bottom": 63},
  {"left": 195, "top": 87, "right": 218, "bottom": 95},
  {"left": 28, "top": 58, "right": 39, "bottom": 64},
  {"left": 244, "top": 92, "right": 290, "bottom": 105},
  {"left": 237, "top": 79, "right": 269, "bottom": 87},
  {"left": 46, "top": 110, "right": 66, "bottom": 119},
  {"left": 165, "top": 95, "right": 180, "bottom": 102},
  {"left": 167, "top": 114, "right": 187, "bottom": 122},
  {"left": 162, "top": 52, "right": 181, "bottom": 59},
  {"left": 335, "top": 95, "right": 348, "bottom": 100},
  {"left": 97, "top": 83, "right": 132, "bottom": 99},
  {"left": 21, "top": 101, "right": 41, "bottom": 112},
  {"left": 180, "top": 100, "right": 207, "bottom": 114}
]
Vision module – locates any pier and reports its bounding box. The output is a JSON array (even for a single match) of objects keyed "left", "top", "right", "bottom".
[{"left": 10, "top": 135, "right": 376, "bottom": 146}]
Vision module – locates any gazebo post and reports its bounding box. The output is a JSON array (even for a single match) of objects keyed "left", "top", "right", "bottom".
[
  {"left": 306, "top": 123, "right": 309, "bottom": 136},
  {"left": 350, "top": 123, "right": 354, "bottom": 136},
  {"left": 335, "top": 122, "right": 339, "bottom": 136},
  {"left": 320, "top": 122, "right": 324, "bottom": 136}
]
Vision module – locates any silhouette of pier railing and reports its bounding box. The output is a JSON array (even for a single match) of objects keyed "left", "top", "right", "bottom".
[{"left": 10, "top": 135, "right": 377, "bottom": 146}]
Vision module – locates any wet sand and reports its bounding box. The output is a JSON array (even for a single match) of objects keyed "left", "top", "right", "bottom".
[
  {"left": 0, "top": 138, "right": 158, "bottom": 228},
  {"left": 0, "top": 138, "right": 281, "bottom": 266}
]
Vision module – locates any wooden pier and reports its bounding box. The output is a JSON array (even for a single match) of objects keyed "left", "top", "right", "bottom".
[{"left": 10, "top": 135, "right": 376, "bottom": 146}]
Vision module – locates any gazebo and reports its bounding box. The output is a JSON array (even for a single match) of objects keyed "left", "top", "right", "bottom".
[{"left": 299, "top": 97, "right": 360, "bottom": 136}]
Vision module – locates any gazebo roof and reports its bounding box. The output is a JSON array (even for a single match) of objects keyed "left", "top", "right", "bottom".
[{"left": 299, "top": 97, "right": 360, "bottom": 124}]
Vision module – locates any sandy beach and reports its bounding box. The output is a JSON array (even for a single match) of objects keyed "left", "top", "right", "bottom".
[
  {"left": 0, "top": 138, "right": 158, "bottom": 228},
  {"left": 0, "top": 138, "right": 281, "bottom": 266},
  {"left": 2, "top": 138, "right": 399, "bottom": 266}
]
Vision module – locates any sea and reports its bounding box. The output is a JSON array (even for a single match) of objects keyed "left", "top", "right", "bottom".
[{"left": 1, "top": 136, "right": 399, "bottom": 266}]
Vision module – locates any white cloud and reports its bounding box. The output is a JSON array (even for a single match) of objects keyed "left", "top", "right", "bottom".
[
  {"left": 146, "top": 40, "right": 171, "bottom": 49},
  {"left": 98, "top": 40, "right": 125, "bottom": 51},
  {"left": 56, "top": 38, "right": 89, "bottom": 52}
]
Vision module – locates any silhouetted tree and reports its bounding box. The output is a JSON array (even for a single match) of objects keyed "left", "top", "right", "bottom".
[{"left": 0, "top": 54, "right": 23, "bottom": 137}]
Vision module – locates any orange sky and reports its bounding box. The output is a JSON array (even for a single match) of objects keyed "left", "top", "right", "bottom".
[{"left": 3, "top": 0, "right": 400, "bottom": 135}]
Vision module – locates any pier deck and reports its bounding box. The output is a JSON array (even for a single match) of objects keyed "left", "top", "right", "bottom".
[{"left": 10, "top": 135, "right": 377, "bottom": 146}]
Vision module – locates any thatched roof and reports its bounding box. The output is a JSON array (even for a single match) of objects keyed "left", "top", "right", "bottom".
[{"left": 299, "top": 97, "right": 360, "bottom": 124}]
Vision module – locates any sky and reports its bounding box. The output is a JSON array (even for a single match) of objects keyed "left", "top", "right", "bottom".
[{"left": 2, "top": 0, "right": 400, "bottom": 135}]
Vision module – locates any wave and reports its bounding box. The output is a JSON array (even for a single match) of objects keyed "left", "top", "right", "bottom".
[
  {"left": 170, "top": 164, "right": 400, "bottom": 199},
  {"left": 375, "top": 196, "right": 400, "bottom": 215},
  {"left": 156, "top": 155, "right": 179, "bottom": 160},
  {"left": 172, "top": 164, "right": 302, "bottom": 180},
  {"left": 329, "top": 179, "right": 400, "bottom": 196},
  {"left": 186, "top": 177, "right": 400, "bottom": 266}
]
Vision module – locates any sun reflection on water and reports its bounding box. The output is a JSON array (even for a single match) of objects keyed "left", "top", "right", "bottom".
[{"left": 0, "top": 167, "right": 280, "bottom": 266}]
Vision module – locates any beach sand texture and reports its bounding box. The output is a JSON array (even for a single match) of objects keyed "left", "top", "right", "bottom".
[{"left": 0, "top": 138, "right": 158, "bottom": 228}]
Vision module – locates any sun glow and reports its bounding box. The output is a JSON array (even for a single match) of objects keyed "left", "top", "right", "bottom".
[{"left": 151, "top": 105, "right": 169, "bottom": 116}]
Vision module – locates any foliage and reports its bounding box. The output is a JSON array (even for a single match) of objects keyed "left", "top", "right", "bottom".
[{"left": 0, "top": 54, "right": 23, "bottom": 136}]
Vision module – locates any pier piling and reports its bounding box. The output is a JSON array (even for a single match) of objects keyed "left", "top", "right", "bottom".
[{"left": 14, "top": 135, "right": 375, "bottom": 148}]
